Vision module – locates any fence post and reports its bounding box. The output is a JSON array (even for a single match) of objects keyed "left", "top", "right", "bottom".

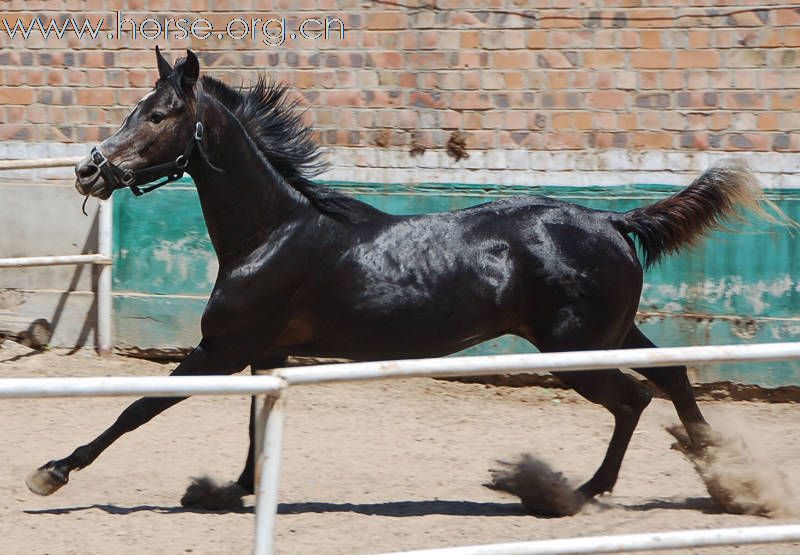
[
  {"left": 96, "top": 196, "right": 113, "bottom": 356},
  {"left": 253, "top": 384, "right": 287, "bottom": 555}
]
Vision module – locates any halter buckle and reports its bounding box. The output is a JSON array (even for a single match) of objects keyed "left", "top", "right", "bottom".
[
  {"left": 121, "top": 169, "right": 135, "bottom": 186},
  {"left": 194, "top": 121, "right": 204, "bottom": 141},
  {"left": 91, "top": 147, "right": 108, "bottom": 168}
]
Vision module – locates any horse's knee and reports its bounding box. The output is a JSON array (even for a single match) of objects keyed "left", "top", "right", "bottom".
[{"left": 638, "top": 366, "right": 690, "bottom": 394}]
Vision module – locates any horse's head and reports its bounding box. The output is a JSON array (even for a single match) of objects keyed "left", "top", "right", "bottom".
[{"left": 75, "top": 48, "right": 204, "bottom": 199}]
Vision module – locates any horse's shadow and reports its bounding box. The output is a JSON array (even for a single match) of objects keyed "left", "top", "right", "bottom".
[
  {"left": 24, "top": 500, "right": 521, "bottom": 517},
  {"left": 24, "top": 496, "right": 720, "bottom": 517},
  {"left": 620, "top": 496, "right": 722, "bottom": 514}
]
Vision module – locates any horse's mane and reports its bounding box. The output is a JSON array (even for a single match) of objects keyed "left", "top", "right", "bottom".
[{"left": 200, "top": 74, "right": 385, "bottom": 225}]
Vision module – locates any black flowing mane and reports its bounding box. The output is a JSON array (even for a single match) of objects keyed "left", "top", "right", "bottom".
[{"left": 201, "top": 75, "right": 385, "bottom": 224}]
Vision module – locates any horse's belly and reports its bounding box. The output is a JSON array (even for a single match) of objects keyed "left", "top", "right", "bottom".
[{"left": 288, "top": 296, "right": 513, "bottom": 360}]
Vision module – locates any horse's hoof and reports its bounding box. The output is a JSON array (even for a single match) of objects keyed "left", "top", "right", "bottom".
[
  {"left": 26, "top": 463, "right": 68, "bottom": 496},
  {"left": 487, "top": 454, "right": 587, "bottom": 517},
  {"left": 181, "top": 476, "right": 246, "bottom": 511}
]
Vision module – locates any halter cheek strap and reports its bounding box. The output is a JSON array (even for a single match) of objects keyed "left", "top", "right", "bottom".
[{"left": 89, "top": 103, "right": 223, "bottom": 197}]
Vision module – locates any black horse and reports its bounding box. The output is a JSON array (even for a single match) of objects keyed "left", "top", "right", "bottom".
[{"left": 28, "top": 49, "right": 770, "bottom": 515}]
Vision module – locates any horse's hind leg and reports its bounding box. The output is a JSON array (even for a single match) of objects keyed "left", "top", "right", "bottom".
[
  {"left": 490, "top": 328, "right": 652, "bottom": 516},
  {"left": 491, "top": 364, "right": 651, "bottom": 515},
  {"left": 622, "top": 326, "right": 711, "bottom": 444},
  {"left": 27, "top": 342, "right": 246, "bottom": 496},
  {"left": 626, "top": 326, "right": 795, "bottom": 516},
  {"left": 554, "top": 368, "right": 652, "bottom": 499}
]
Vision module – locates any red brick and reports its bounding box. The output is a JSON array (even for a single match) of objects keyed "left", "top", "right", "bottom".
[
  {"left": 526, "top": 30, "right": 547, "bottom": 49},
  {"left": 587, "top": 91, "right": 627, "bottom": 110},
  {"left": 543, "top": 132, "right": 583, "bottom": 149},
  {"left": 757, "top": 113, "right": 779, "bottom": 131},
  {"left": 631, "top": 132, "right": 673, "bottom": 149},
  {"left": 504, "top": 30, "right": 526, "bottom": 50},
  {"left": 450, "top": 92, "right": 491, "bottom": 110},
  {"left": 775, "top": 7, "right": 800, "bottom": 26},
  {"left": 640, "top": 30, "right": 663, "bottom": 48},
  {"left": 504, "top": 72, "right": 524, "bottom": 89},
  {"left": 551, "top": 112, "right": 572, "bottom": 130},
  {"left": 727, "top": 50, "right": 768, "bottom": 68},
  {"left": 688, "top": 30, "right": 711, "bottom": 48},
  {"left": 593, "top": 30, "right": 617, "bottom": 48},
  {"left": 784, "top": 28, "right": 800, "bottom": 47},
  {"left": 583, "top": 50, "right": 625, "bottom": 68},
  {"left": 574, "top": 112, "right": 593, "bottom": 130},
  {"left": 760, "top": 70, "right": 782, "bottom": 89},
  {"left": 661, "top": 71, "right": 683, "bottom": 90},
  {"left": 638, "top": 111, "right": 662, "bottom": 130},
  {"left": 408, "top": 91, "right": 447, "bottom": 109},
  {"left": 322, "top": 90, "right": 364, "bottom": 107},
  {"left": 536, "top": 51, "right": 574, "bottom": 69},
  {"left": 366, "top": 12, "right": 408, "bottom": 30},
  {"left": 632, "top": 50, "right": 672, "bottom": 69},
  {"left": 772, "top": 93, "right": 800, "bottom": 110},
  {"left": 548, "top": 72, "right": 570, "bottom": 89},
  {"left": 595, "top": 71, "right": 614, "bottom": 89},
  {"left": 494, "top": 51, "right": 535, "bottom": 69},
  {"left": 722, "top": 91, "right": 767, "bottom": 110},
  {"left": 593, "top": 112, "right": 615, "bottom": 129},
  {"left": 618, "top": 30, "right": 638, "bottom": 48},
  {"left": 460, "top": 31, "right": 480, "bottom": 49},
  {"left": 726, "top": 133, "right": 770, "bottom": 151},
  {"left": 676, "top": 51, "right": 719, "bottom": 68},
  {"left": 76, "top": 88, "right": 115, "bottom": 106},
  {"left": 367, "top": 51, "right": 404, "bottom": 68}
]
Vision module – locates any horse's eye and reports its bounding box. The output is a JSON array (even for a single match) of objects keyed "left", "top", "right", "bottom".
[{"left": 149, "top": 112, "right": 165, "bottom": 124}]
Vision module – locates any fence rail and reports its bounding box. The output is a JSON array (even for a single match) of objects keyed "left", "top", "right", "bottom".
[
  {"left": 276, "top": 341, "right": 800, "bottom": 385},
  {"left": 376, "top": 525, "right": 800, "bottom": 555},
  {"left": 0, "top": 253, "right": 111, "bottom": 268},
  {"left": 3, "top": 341, "right": 800, "bottom": 554},
  {"left": 0, "top": 157, "right": 82, "bottom": 170}
]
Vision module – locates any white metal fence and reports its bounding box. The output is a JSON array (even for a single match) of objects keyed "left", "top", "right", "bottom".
[
  {"left": 2, "top": 342, "right": 800, "bottom": 554},
  {"left": 0, "top": 158, "right": 113, "bottom": 354}
]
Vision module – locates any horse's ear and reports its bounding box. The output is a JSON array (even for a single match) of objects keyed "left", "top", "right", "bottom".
[
  {"left": 179, "top": 49, "right": 200, "bottom": 92},
  {"left": 155, "top": 46, "right": 172, "bottom": 80}
]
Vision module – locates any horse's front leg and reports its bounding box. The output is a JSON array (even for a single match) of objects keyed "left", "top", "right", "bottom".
[
  {"left": 26, "top": 341, "right": 247, "bottom": 496},
  {"left": 180, "top": 356, "right": 287, "bottom": 510}
]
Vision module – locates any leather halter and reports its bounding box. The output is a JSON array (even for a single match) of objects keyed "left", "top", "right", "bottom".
[{"left": 89, "top": 101, "right": 222, "bottom": 197}]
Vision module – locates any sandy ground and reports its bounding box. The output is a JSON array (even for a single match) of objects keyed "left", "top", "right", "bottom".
[{"left": 1, "top": 343, "right": 799, "bottom": 555}]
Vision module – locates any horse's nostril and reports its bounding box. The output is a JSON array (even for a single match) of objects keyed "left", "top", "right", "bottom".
[{"left": 77, "top": 164, "right": 99, "bottom": 180}]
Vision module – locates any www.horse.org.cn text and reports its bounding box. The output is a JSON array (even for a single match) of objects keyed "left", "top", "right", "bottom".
[{"left": 0, "top": 13, "right": 346, "bottom": 47}]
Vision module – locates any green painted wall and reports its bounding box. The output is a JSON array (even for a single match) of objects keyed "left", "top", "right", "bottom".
[{"left": 113, "top": 179, "right": 800, "bottom": 386}]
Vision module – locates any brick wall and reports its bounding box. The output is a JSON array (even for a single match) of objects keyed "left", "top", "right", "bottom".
[{"left": 1, "top": 1, "right": 799, "bottom": 185}]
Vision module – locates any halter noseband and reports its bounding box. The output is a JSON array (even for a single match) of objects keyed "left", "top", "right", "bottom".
[{"left": 89, "top": 102, "right": 222, "bottom": 197}]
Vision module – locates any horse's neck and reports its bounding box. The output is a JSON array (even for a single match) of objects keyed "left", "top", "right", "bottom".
[{"left": 188, "top": 95, "right": 309, "bottom": 264}]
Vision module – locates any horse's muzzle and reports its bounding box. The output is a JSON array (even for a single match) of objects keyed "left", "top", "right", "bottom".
[{"left": 74, "top": 156, "right": 111, "bottom": 199}]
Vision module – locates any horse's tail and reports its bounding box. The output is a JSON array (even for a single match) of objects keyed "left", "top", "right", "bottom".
[{"left": 615, "top": 158, "right": 785, "bottom": 268}]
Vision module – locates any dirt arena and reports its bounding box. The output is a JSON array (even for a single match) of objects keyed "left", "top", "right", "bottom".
[{"left": 1, "top": 342, "right": 798, "bottom": 555}]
